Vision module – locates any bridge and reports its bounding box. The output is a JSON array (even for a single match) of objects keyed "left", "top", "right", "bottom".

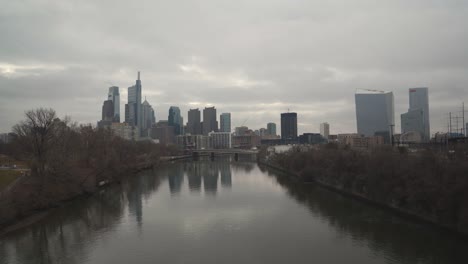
[{"left": 191, "top": 149, "right": 259, "bottom": 161}]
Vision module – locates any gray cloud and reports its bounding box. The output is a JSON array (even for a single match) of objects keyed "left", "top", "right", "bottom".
[{"left": 1, "top": 0, "right": 468, "bottom": 135}]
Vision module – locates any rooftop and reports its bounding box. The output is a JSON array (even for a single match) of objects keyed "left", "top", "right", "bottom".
[{"left": 356, "top": 89, "right": 392, "bottom": 94}]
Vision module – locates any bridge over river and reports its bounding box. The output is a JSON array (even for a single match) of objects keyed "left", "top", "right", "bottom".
[{"left": 191, "top": 148, "right": 258, "bottom": 160}]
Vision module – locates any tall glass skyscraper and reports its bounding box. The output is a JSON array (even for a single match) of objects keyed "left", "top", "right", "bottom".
[
  {"left": 187, "top": 108, "right": 202, "bottom": 135},
  {"left": 401, "top": 87, "right": 430, "bottom": 142},
  {"left": 108, "top": 86, "right": 120, "bottom": 122},
  {"left": 355, "top": 89, "right": 394, "bottom": 140},
  {"left": 125, "top": 72, "right": 142, "bottom": 127},
  {"left": 267, "top": 123, "right": 277, "bottom": 136},
  {"left": 169, "top": 106, "right": 183, "bottom": 135},
  {"left": 203, "top": 106, "right": 218, "bottom": 135},
  {"left": 220, "top": 113, "right": 231, "bottom": 133}
]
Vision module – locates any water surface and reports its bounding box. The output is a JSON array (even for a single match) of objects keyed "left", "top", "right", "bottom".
[{"left": 1, "top": 157, "right": 467, "bottom": 264}]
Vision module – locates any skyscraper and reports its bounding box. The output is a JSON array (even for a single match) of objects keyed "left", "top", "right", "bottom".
[
  {"left": 355, "top": 89, "right": 394, "bottom": 140},
  {"left": 169, "top": 106, "right": 183, "bottom": 135},
  {"left": 108, "top": 86, "right": 120, "bottom": 122},
  {"left": 267, "top": 123, "right": 277, "bottom": 136},
  {"left": 125, "top": 72, "right": 142, "bottom": 127},
  {"left": 281, "top": 112, "right": 298, "bottom": 141},
  {"left": 220, "top": 113, "right": 231, "bottom": 133},
  {"left": 102, "top": 100, "right": 114, "bottom": 122},
  {"left": 187, "top": 108, "right": 202, "bottom": 135},
  {"left": 141, "top": 99, "right": 156, "bottom": 137},
  {"left": 401, "top": 87, "right": 430, "bottom": 142},
  {"left": 203, "top": 106, "right": 218, "bottom": 135},
  {"left": 320, "top": 122, "right": 330, "bottom": 139}
]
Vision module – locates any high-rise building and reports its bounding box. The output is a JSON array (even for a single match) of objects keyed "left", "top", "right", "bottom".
[
  {"left": 267, "top": 123, "right": 277, "bottom": 136},
  {"left": 401, "top": 87, "right": 430, "bottom": 142},
  {"left": 125, "top": 72, "right": 142, "bottom": 127},
  {"left": 168, "top": 106, "right": 183, "bottom": 135},
  {"left": 187, "top": 108, "right": 202, "bottom": 135},
  {"left": 203, "top": 106, "right": 218, "bottom": 135},
  {"left": 320, "top": 122, "right": 330, "bottom": 139},
  {"left": 355, "top": 89, "right": 394, "bottom": 140},
  {"left": 108, "top": 86, "right": 120, "bottom": 122},
  {"left": 281, "top": 112, "right": 298, "bottom": 141},
  {"left": 220, "top": 113, "right": 231, "bottom": 133},
  {"left": 102, "top": 100, "right": 114, "bottom": 122},
  {"left": 141, "top": 99, "right": 155, "bottom": 137}
]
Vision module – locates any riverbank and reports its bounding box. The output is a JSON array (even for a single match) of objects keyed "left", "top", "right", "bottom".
[{"left": 258, "top": 146, "right": 468, "bottom": 238}]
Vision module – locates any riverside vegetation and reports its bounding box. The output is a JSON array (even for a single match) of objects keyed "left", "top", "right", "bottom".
[
  {"left": 261, "top": 143, "right": 468, "bottom": 234},
  {"left": 0, "top": 108, "right": 179, "bottom": 228}
]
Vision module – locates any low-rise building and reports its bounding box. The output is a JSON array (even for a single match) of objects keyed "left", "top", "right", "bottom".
[
  {"left": 209, "top": 132, "right": 232, "bottom": 149},
  {"left": 111, "top": 123, "right": 139, "bottom": 141}
]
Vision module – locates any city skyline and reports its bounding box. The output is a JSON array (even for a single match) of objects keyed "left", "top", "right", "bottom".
[{"left": 1, "top": 1, "right": 468, "bottom": 134}]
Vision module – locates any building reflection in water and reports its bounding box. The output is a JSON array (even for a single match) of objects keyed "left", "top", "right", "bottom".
[
  {"left": 203, "top": 162, "right": 219, "bottom": 195},
  {"left": 220, "top": 161, "right": 232, "bottom": 189},
  {"left": 185, "top": 162, "right": 202, "bottom": 193},
  {"left": 168, "top": 165, "right": 184, "bottom": 195}
]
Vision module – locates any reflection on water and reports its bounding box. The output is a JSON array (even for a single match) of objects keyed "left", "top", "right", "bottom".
[{"left": 1, "top": 157, "right": 468, "bottom": 264}]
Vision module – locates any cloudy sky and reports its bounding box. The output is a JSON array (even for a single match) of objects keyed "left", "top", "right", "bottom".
[{"left": 1, "top": 0, "right": 468, "bottom": 135}]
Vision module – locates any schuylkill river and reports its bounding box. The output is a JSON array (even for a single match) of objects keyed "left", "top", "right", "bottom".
[{"left": 1, "top": 157, "right": 468, "bottom": 264}]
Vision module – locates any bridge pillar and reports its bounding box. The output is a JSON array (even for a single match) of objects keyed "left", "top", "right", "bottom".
[
  {"left": 234, "top": 153, "right": 239, "bottom": 161},
  {"left": 210, "top": 152, "right": 215, "bottom": 161}
]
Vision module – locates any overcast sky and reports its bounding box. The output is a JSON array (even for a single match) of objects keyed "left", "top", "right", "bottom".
[{"left": 1, "top": 0, "right": 468, "bottom": 135}]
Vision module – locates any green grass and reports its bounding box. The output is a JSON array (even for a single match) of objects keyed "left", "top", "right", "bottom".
[{"left": 0, "top": 170, "right": 22, "bottom": 191}]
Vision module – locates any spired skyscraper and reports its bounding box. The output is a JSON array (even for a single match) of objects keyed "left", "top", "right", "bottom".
[
  {"left": 220, "top": 113, "right": 231, "bottom": 133},
  {"left": 125, "top": 72, "right": 142, "bottom": 128},
  {"left": 108, "top": 86, "right": 120, "bottom": 122},
  {"left": 401, "top": 87, "right": 430, "bottom": 142},
  {"left": 355, "top": 89, "right": 395, "bottom": 141}
]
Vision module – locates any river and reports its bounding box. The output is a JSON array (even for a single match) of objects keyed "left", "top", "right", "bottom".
[{"left": 1, "top": 157, "right": 467, "bottom": 264}]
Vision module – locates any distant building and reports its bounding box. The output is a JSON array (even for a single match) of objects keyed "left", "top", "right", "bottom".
[
  {"left": 220, "top": 113, "right": 231, "bottom": 133},
  {"left": 281, "top": 112, "right": 298, "bottom": 141},
  {"left": 209, "top": 132, "right": 232, "bottom": 149},
  {"left": 267, "top": 123, "right": 277, "bottom": 136},
  {"left": 355, "top": 89, "right": 394, "bottom": 139},
  {"left": 152, "top": 120, "right": 175, "bottom": 145},
  {"left": 102, "top": 100, "right": 114, "bottom": 122},
  {"left": 125, "top": 72, "right": 143, "bottom": 127},
  {"left": 338, "top": 133, "right": 384, "bottom": 149},
  {"left": 203, "top": 106, "right": 218, "bottom": 135},
  {"left": 232, "top": 134, "right": 261, "bottom": 149},
  {"left": 141, "top": 99, "right": 156, "bottom": 137},
  {"left": 0, "top": 133, "right": 13, "bottom": 144},
  {"left": 299, "top": 133, "right": 326, "bottom": 145},
  {"left": 108, "top": 86, "right": 120, "bottom": 122},
  {"left": 187, "top": 108, "right": 202, "bottom": 135},
  {"left": 401, "top": 88, "right": 430, "bottom": 142},
  {"left": 320, "top": 123, "right": 330, "bottom": 140},
  {"left": 235, "top": 126, "right": 249, "bottom": 136},
  {"left": 176, "top": 134, "right": 210, "bottom": 151},
  {"left": 168, "top": 106, "right": 183, "bottom": 135},
  {"left": 111, "top": 123, "right": 139, "bottom": 141}
]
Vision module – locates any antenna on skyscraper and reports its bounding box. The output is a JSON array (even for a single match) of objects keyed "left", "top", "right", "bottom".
[{"left": 138, "top": 71, "right": 140, "bottom": 80}]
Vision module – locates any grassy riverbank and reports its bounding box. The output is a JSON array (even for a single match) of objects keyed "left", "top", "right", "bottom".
[{"left": 260, "top": 144, "right": 468, "bottom": 235}]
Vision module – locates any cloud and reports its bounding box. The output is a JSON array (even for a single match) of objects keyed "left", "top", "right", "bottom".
[{"left": 1, "top": 0, "right": 468, "bottom": 135}]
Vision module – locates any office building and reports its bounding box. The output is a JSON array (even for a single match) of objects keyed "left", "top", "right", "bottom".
[
  {"left": 203, "top": 106, "right": 218, "bottom": 135},
  {"left": 125, "top": 72, "right": 142, "bottom": 127},
  {"left": 141, "top": 99, "right": 156, "bottom": 137},
  {"left": 111, "top": 123, "right": 139, "bottom": 141},
  {"left": 187, "top": 108, "right": 202, "bottom": 135},
  {"left": 299, "top": 133, "right": 326, "bottom": 145},
  {"left": 235, "top": 126, "right": 249, "bottom": 136},
  {"left": 151, "top": 120, "right": 175, "bottom": 145},
  {"left": 220, "top": 113, "right": 231, "bottom": 133},
  {"left": 168, "top": 106, "right": 183, "bottom": 135},
  {"left": 401, "top": 87, "right": 430, "bottom": 142},
  {"left": 102, "top": 100, "right": 114, "bottom": 122},
  {"left": 267, "top": 123, "right": 277, "bottom": 136},
  {"left": 108, "top": 86, "right": 120, "bottom": 122},
  {"left": 209, "top": 132, "right": 232, "bottom": 149},
  {"left": 355, "top": 89, "right": 394, "bottom": 139},
  {"left": 176, "top": 135, "right": 210, "bottom": 150},
  {"left": 281, "top": 112, "right": 298, "bottom": 141},
  {"left": 320, "top": 122, "right": 330, "bottom": 139}
]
